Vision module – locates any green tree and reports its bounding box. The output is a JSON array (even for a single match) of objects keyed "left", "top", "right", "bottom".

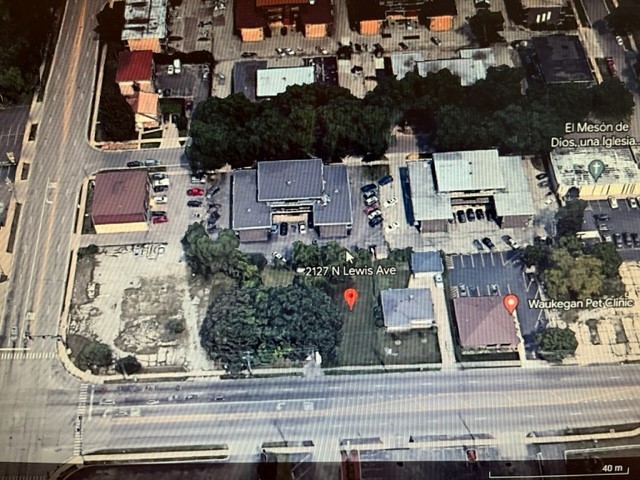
[
  {"left": 76, "top": 341, "right": 112, "bottom": 371},
  {"left": 200, "top": 285, "right": 343, "bottom": 373},
  {"left": 522, "top": 243, "right": 552, "bottom": 271},
  {"left": 166, "top": 319, "right": 185, "bottom": 334},
  {"left": 115, "top": 355, "right": 142, "bottom": 375},
  {"left": 591, "top": 78, "right": 635, "bottom": 120},
  {"left": 99, "top": 80, "right": 136, "bottom": 141},
  {"left": 181, "top": 225, "right": 261, "bottom": 286},
  {"left": 536, "top": 327, "right": 578, "bottom": 358},
  {"left": 545, "top": 249, "right": 604, "bottom": 300},
  {"left": 469, "top": 66, "right": 525, "bottom": 112},
  {"left": 589, "top": 241, "right": 622, "bottom": 278},
  {"left": 556, "top": 200, "right": 587, "bottom": 238}
]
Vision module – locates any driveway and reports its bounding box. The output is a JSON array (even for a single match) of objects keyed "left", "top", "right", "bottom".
[{"left": 447, "top": 251, "right": 547, "bottom": 350}]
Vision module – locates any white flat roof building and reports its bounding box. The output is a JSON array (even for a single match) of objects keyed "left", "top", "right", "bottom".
[
  {"left": 256, "top": 66, "right": 315, "bottom": 98},
  {"left": 550, "top": 147, "right": 640, "bottom": 200}
]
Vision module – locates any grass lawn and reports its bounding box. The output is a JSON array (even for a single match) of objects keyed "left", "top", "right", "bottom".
[
  {"left": 262, "top": 267, "right": 295, "bottom": 287},
  {"left": 159, "top": 98, "right": 184, "bottom": 115}
]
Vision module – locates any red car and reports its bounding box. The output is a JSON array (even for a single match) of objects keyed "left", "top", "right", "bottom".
[
  {"left": 152, "top": 215, "right": 168, "bottom": 224},
  {"left": 187, "top": 187, "right": 205, "bottom": 196}
]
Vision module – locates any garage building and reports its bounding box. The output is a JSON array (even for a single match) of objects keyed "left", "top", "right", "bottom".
[{"left": 91, "top": 170, "right": 150, "bottom": 234}]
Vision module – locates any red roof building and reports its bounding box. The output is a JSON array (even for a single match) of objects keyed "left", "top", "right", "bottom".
[
  {"left": 452, "top": 297, "right": 520, "bottom": 352},
  {"left": 92, "top": 170, "right": 149, "bottom": 233},
  {"left": 115, "top": 50, "right": 155, "bottom": 96}
]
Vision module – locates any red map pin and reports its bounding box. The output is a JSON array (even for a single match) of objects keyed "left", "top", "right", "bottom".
[
  {"left": 503, "top": 294, "right": 519, "bottom": 315},
  {"left": 344, "top": 288, "right": 359, "bottom": 311}
]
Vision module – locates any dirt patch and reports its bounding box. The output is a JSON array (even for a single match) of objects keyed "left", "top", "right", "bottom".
[
  {"left": 72, "top": 255, "right": 98, "bottom": 305},
  {"left": 115, "top": 277, "right": 186, "bottom": 355},
  {"left": 67, "top": 333, "right": 92, "bottom": 358}
]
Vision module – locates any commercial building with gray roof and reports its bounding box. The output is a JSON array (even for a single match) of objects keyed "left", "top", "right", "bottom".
[
  {"left": 410, "top": 252, "right": 444, "bottom": 276},
  {"left": 530, "top": 35, "right": 594, "bottom": 86},
  {"left": 408, "top": 150, "right": 535, "bottom": 233},
  {"left": 380, "top": 288, "right": 436, "bottom": 332},
  {"left": 232, "top": 159, "right": 352, "bottom": 242}
]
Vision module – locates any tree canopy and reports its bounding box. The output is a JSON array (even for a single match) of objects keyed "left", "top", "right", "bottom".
[
  {"left": 181, "top": 225, "right": 261, "bottom": 287},
  {"left": 536, "top": 327, "right": 578, "bottom": 358},
  {"left": 0, "top": 0, "right": 63, "bottom": 104},
  {"left": 76, "top": 341, "right": 112, "bottom": 372},
  {"left": 200, "top": 284, "right": 343, "bottom": 373},
  {"left": 556, "top": 199, "right": 587, "bottom": 237},
  {"left": 115, "top": 355, "right": 142, "bottom": 375}
]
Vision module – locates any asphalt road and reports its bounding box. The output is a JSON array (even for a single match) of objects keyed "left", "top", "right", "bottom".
[
  {"left": 1, "top": 0, "right": 640, "bottom": 471},
  {"left": 80, "top": 366, "right": 640, "bottom": 461}
]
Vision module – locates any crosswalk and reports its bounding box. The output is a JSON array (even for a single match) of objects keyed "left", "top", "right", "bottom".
[
  {"left": 74, "top": 384, "right": 89, "bottom": 455},
  {"left": 0, "top": 351, "right": 56, "bottom": 360}
]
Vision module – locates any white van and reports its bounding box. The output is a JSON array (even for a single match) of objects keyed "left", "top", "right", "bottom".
[{"left": 173, "top": 58, "right": 182, "bottom": 74}]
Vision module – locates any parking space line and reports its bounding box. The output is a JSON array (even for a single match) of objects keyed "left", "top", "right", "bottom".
[
  {"left": 507, "top": 284, "right": 512, "bottom": 294},
  {"left": 490, "top": 253, "right": 496, "bottom": 267},
  {"left": 479, "top": 254, "right": 485, "bottom": 267},
  {"left": 469, "top": 255, "right": 475, "bottom": 268},
  {"left": 460, "top": 255, "right": 465, "bottom": 268}
]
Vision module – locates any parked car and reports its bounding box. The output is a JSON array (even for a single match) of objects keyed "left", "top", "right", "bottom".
[
  {"left": 299, "top": 222, "right": 307, "bottom": 234},
  {"left": 456, "top": 210, "right": 466, "bottom": 223},
  {"left": 458, "top": 284, "right": 468, "bottom": 297},
  {"left": 431, "top": 36, "right": 442, "bottom": 46},
  {"left": 187, "top": 187, "right": 205, "bottom": 196},
  {"left": 361, "top": 183, "right": 378, "bottom": 193},
  {"left": 369, "top": 216, "right": 383, "bottom": 227},
  {"left": 595, "top": 213, "right": 610, "bottom": 221},
  {"left": 280, "top": 222, "right": 288, "bottom": 236},
  {"left": 153, "top": 185, "right": 168, "bottom": 193},
  {"left": 127, "top": 161, "right": 144, "bottom": 168},
  {"left": 535, "top": 172, "right": 548, "bottom": 180},
  {"left": 378, "top": 175, "right": 393, "bottom": 186},
  {"left": 241, "top": 52, "right": 258, "bottom": 58},
  {"left": 598, "top": 223, "right": 610, "bottom": 232},
  {"left": 283, "top": 47, "right": 295, "bottom": 56},
  {"left": 629, "top": 197, "right": 638, "bottom": 209},
  {"left": 386, "top": 221, "right": 400, "bottom": 231},
  {"left": 616, "top": 35, "right": 624, "bottom": 46},
  {"left": 151, "top": 173, "right": 167, "bottom": 181},
  {"left": 151, "top": 210, "right": 167, "bottom": 217},
  {"left": 167, "top": 65, "right": 174, "bottom": 75},
  {"left": 482, "top": 237, "right": 496, "bottom": 250},
  {"left": 364, "top": 196, "right": 379, "bottom": 206},
  {"left": 609, "top": 197, "right": 619, "bottom": 209},
  {"left": 624, "top": 232, "right": 633, "bottom": 247},
  {"left": 275, "top": 48, "right": 285, "bottom": 57},
  {"left": 191, "top": 175, "right": 206, "bottom": 184},
  {"left": 270, "top": 224, "right": 278, "bottom": 234},
  {"left": 367, "top": 209, "right": 382, "bottom": 220},
  {"left": 486, "top": 209, "right": 496, "bottom": 222},
  {"left": 272, "top": 251, "right": 285, "bottom": 262},
  {"left": 472, "top": 239, "right": 484, "bottom": 250},
  {"left": 144, "top": 158, "right": 160, "bottom": 167},
  {"left": 152, "top": 215, "right": 168, "bottom": 224},
  {"left": 475, "top": 209, "right": 485, "bottom": 220},
  {"left": 364, "top": 205, "right": 378, "bottom": 214},
  {"left": 363, "top": 190, "right": 377, "bottom": 199},
  {"left": 205, "top": 186, "right": 220, "bottom": 199},
  {"left": 153, "top": 195, "right": 168, "bottom": 204},
  {"left": 602, "top": 233, "right": 613, "bottom": 243},
  {"left": 614, "top": 233, "right": 624, "bottom": 248},
  {"left": 384, "top": 197, "right": 398, "bottom": 208},
  {"left": 399, "top": 42, "right": 409, "bottom": 50},
  {"left": 538, "top": 180, "right": 549, "bottom": 188},
  {"left": 466, "top": 208, "right": 475, "bottom": 222},
  {"left": 632, "top": 233, "right": 640, "bottom": 248},
  {"left": 187, "top": 200, "right": 203, "bottom": 207},
  {"left": 502, "top": 235, "right": 520, "bottom": 249}
]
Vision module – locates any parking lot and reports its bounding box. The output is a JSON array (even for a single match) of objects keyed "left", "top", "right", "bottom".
[
  {"left": 447, "top": 251, "right": 546, "bottom": 350},
  {"left": 587, "top": 199, "right": 640, "bottom": 260}
]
